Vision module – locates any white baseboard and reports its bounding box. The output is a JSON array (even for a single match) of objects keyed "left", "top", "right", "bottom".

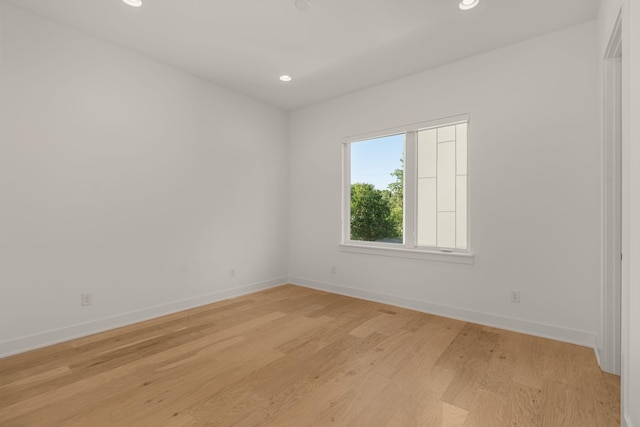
[
  {"left": 0, "top": 277, "right": 288, "bottom": 359},
  {"left": 289, "top": 277, "right": 597, "bottom": 348},
  {"left": 594, "top": 346, "right": 604, "bottom": 370}
]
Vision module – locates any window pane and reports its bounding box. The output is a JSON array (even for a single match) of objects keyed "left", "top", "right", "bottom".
[
  {"left": 417, "top": 178, "right": 436, "bottom": 247},
  {"left": 437, "top": 125, "right": 456, "bottom": 142},
  {"left": 350, "top": 134, "right": 404, "bottom": 243},
  {"left": 437, "top": 212, "right": 456, "bottom": 248},
  {"left": 418, "top": 129, "right": 437, "bottom": 178},
  {"left": 437, "top": 141, "right": 456, "bottom": 212},
  {"left": 456, "top": 176, "right": 467, "bottom": 249},
  {"left": 417, "top": 121, "right": 468, "bottom": 250},
  {"left": 456, "top": 123, "right": 467, "bottom": 175}
]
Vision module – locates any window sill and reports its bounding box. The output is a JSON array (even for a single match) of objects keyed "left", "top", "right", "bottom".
[{"left": 339, "top": 243, "right": 475, "bottom": 264}]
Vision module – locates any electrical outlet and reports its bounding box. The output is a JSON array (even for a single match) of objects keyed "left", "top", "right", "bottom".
[
  {"left": 81, "top": 293, "right": 93, "bottom": 306},
  {"left": 331, "top": 265, "right": 336, "bottom": 274},
  {"left": 510, "top": 291, "right": 521, "bottom": 303},
  {"left": 229, "top": 268, "right": 235, "bottom": 278}
]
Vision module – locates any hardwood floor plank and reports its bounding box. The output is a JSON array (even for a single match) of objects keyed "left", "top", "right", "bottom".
[
  {"left": 189, "top": 316, "right": 386, "bottom": 425},
  {"left": 438, "top": 324, "right": 501, "bottom": 411},
  {"left": 463, "top": 389, "right": 509, "bottom": 427},
  {"left": 0, "top": 365, "right": 71, "bottom": 392},
  {"left": 349, "top": 311, "right": 413, "bottom": 338},
  {"left": 504, "top": 381, "right": 544, "bottom": 426},
  {"left": 227, "top": 332, "right": 389, "bottom": 426},
  {"left": 503, "top": 332, "right": 546, "bottom": 390}
]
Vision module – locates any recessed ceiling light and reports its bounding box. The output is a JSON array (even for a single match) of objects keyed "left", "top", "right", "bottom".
[
  {"left": 459, "top": 0, "right": 479, "bottom": 10},
  {"left": 279, "top": 75, "right": 293, "bottom": 82},
  {"left": 122, "top": 0, "right": 142, "bottom": 7},
  {"left": 295, "top": 0, "right": 311, "bottom": 12}
]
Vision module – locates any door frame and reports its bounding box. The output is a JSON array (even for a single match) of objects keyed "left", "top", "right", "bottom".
[{"left": 601, "top": 10, "right": 622, "bottom": 375}]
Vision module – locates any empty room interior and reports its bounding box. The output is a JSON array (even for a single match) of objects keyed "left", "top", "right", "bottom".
[{"left": 1, "top": 0, "right": 639, "bottom": 426}]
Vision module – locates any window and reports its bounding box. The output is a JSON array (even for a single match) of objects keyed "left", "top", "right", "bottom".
[{"left": 342, "top": 115, "right": 472, "bottom": 262}]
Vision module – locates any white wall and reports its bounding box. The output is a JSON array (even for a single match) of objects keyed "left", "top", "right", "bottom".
[
  {"left": 288, "top": 22, "right": 600, "bottom": 347},
  {"left": 0, "top": 2, "right": 289, "bottom": 357},
  {"left": 599, "top": 0, "right": 640, "bottom": 425}
]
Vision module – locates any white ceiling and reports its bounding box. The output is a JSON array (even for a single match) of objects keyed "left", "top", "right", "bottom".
[{"left": 4, "top": 0, "right": 600, "bottom": 110}]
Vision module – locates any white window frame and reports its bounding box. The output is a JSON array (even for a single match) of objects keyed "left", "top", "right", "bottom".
[{"left": 340, "top": 114, "right": 474, "bottom": 264}]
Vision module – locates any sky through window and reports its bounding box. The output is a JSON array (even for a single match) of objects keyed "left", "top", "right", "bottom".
[{"left": 350, "top": 134, "right": 404, "bottom": 190}]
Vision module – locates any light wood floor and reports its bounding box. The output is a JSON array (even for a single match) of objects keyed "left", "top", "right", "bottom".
[{"left": 0, "top": 285, "right": 619, "bottom": 426}]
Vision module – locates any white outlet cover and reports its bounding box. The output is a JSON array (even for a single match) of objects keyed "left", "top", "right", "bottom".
[
  {"left": 81, "top": 293, "right": 92, "bottom": 306},
  {"left": 510, "top": 291, "right": 520, "bottom": 303}
]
